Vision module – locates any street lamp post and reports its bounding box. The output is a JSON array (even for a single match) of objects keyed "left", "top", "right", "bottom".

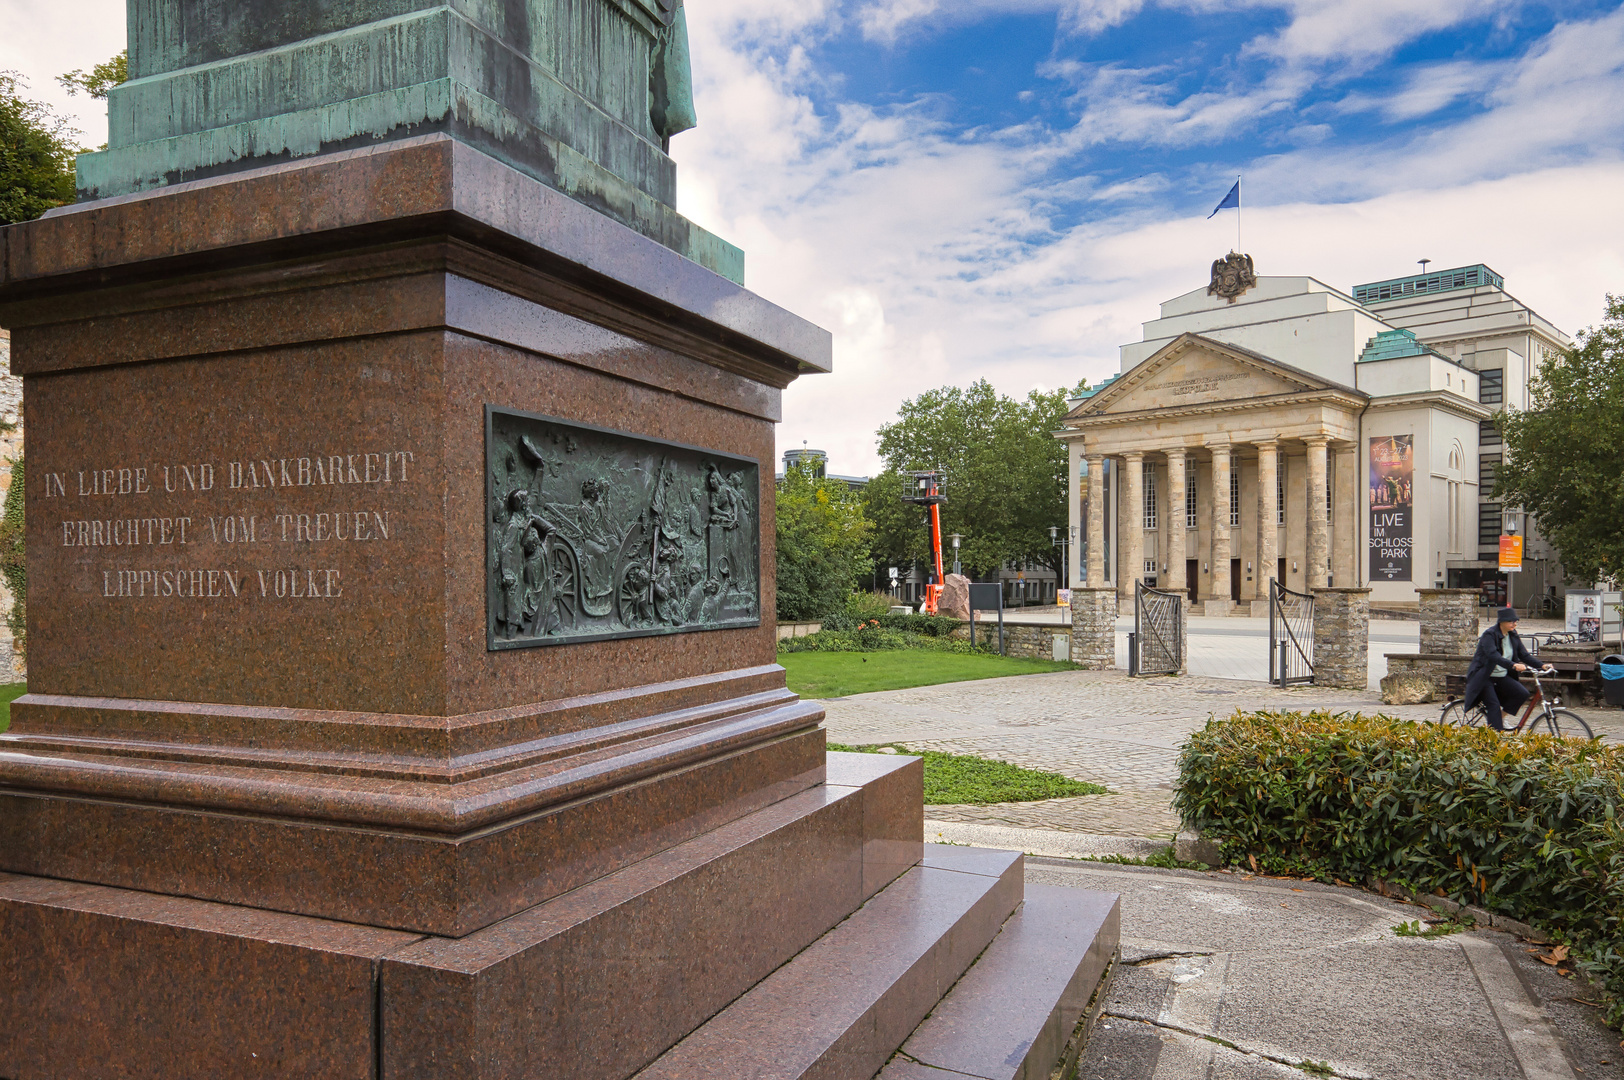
[
  {"left": 1049, "top": 525, "right": 1076, "bottom": 589},
  {"left": 948, "top": 533, "right": 963, "bottom": 577}
]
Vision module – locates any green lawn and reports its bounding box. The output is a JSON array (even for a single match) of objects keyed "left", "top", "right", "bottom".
[
  {"left": 0, "top": 683, "right": 25, "bottom": 733},
  {"left": 830, "top": 743, "right": 1106, "bottom": 804},
  {"left": 781, "top": 650, "right": 1075, "bottom": 699}
]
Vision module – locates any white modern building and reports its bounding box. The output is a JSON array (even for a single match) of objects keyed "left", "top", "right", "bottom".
[{"left": 1055, "top": 260, "right": 1571, "bottom": 612}]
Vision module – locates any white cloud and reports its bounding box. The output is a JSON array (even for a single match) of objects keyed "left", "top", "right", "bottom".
[
  {"left": 1246, "top": 0, "right": 1521, "bottom": 66},
  {"left": 856, "top": 0, "right": 1148, "bottom": 45},
  {"left": 674, "top": 2, "right": 1624, "bottom": 478}
]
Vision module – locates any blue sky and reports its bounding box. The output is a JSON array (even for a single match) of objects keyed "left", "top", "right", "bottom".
[
  {"left": 4, "top": 0, "right": 1622, "bottom": 475},
  {"left": 670, "top": 0, "right": 1624, "bottom": 472}
]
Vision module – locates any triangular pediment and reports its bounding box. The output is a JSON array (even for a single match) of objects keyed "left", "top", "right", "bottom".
[{"left": 1068, "top": 334, "right": 1356, "bottom": 418}]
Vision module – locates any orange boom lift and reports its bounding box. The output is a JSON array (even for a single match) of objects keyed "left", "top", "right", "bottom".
[{"left": 901, "top": 470, "right": 947, "bottom": 614}]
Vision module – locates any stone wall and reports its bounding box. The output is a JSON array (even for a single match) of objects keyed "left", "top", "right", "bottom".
[
  {"left": 1383, "top": 654, "right": 1466, "bottom": 701},
  {"left": 1312, "top": 588, "right": 1370, "bottom": 690},
  {"left": 1418, "top": 588, "right": 1479, "bottom": 657},
  {"left": 1069, "top": 588, "right": 1117, "bottom": 670},
  {"left": 0, "top": 330, "right": 19, "bottom": 680},
  {"left": 775, "top": 621, "right": 821, "bottom": 640},
  {"left": 998, "top": 621, "right": 1072, "bottom": 662}
]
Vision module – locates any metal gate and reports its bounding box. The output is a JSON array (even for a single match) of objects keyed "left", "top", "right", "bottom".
[
  {"left": 1130, "top": 581, "right": 1183, "bottom": 676},
  {"left": 1268, "top": 579, "right": 1314, "bottom": 686}
]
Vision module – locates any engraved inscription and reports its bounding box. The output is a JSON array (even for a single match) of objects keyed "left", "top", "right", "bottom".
[
  {"left": 486, "top": 408, "right": 760, "bottom": 649},
  {"left": 39, "top": 446, "right": 413, "bottom": 606},
  {"left": 1160, "top": 372, "right": 1249, "bottom": 397}
]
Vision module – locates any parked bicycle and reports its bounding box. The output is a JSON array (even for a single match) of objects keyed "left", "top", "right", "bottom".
[{"left": 1440, "top": 667, "right": 1593, "bottom": 738}]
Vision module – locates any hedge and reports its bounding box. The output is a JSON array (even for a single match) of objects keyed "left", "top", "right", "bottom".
[
  {"left": 1175, "top": 711, "right": 1624, "bottom": 1025},
  {"left": 777, "top": 621, "right": 986, "bottom": 655}
]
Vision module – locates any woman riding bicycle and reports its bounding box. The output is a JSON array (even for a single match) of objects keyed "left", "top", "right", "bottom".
[{"left": 1462, "top": 607, "right": 1547, "bottom": 731}]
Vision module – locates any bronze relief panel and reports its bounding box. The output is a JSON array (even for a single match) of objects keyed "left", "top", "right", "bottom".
[{"left": 485, "top": 407, "right": 761, "bottom": 649}]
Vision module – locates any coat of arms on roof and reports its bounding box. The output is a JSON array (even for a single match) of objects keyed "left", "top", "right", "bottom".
[{"left": 1207, "top": 252, "right": 1257, "bottom": 303}]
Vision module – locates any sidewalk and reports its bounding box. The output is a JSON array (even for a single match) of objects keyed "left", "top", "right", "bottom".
[
  {"left": 1039, "top": 859, "right": 1618, "bottom": 1079},
  {"left": 820, "top": 668, "right": 1624, "bottom": 1078},
  {"left": 822, "top": 669, "right": 1624, "bottom": 840}
]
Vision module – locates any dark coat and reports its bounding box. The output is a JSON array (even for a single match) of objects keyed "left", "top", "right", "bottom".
[{"left": 1463, "top": 626, "right": 1539, "bottom": 709}]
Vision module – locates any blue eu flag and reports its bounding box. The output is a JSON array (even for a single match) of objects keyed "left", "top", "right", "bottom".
[{"left": 1208, "top": 180, "right": 1240, "bottom": 218}]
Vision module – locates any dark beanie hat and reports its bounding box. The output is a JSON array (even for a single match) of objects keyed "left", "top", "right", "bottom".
[{"left": 1497, "top": 607, "right": 1518, "bottom": 623}]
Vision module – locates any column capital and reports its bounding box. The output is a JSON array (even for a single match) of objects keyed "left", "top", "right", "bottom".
[
  {"left": 1254, "top": 439, "right": 1280, "bottom": 453},
  {"left": 1302, "top": 433, "right": 1331, "bottom": 448},
  {"left": 1084, "top": 452, "right": 1104, "bottom": 464},
  {"left": 1123, "top": 450, "right": 1145, "bottom": 462}
]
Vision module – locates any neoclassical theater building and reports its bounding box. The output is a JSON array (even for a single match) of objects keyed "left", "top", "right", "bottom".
[{"left": 1056, "top": 258, "right": 1571, "bottom": 612}]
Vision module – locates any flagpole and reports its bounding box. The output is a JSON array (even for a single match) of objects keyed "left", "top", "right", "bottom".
[{"left": 1235, "top": 173, "right": 1242, "bottom": 253}]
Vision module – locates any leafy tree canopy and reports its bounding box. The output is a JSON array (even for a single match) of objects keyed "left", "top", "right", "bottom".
[
  {"left": 775, "top": 463, "right": 874, "bottom": 621},
  {"left": 867, "top": 378, "right": 1087, "bottom": 579},
  {"left": 0, "top": 72, "right": 78, "bottom": 225},
  {"left": 58, "top": 51, "right": 128, "bottom": 100},
  {"left": 1495, "top": 294, "right": 1624, "bottom": 583}
]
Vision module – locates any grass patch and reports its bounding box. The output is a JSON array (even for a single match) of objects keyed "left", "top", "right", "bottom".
[
  {"left": 0, "top": 683, "right": 24, "bottom": 733},
  {"left": 782, "top": 650, "right": 1074, "bottom": 698},
  {"left": 830, "top": 743, "right": 1105, "bottom": 804}
]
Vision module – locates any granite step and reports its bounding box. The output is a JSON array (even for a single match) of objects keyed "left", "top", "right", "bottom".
[
  {"left": 879, "top": 882, "right": 1121, "bottom": 1080},
  {"left": 633, "top": 844, "right": 1025, "bottom": 1080}
]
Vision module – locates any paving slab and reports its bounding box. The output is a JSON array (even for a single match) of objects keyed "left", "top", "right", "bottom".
[{"left": 1028, "top": 860, "right": 1618, "bottom": 1080}]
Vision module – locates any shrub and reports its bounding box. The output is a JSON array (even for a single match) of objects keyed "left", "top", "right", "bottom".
[
  {"left": 778, "top": 624, "right": 987, "bottom": 655},
  {"left": 1176, "top": 711, "right": 1624, "bottom": 1025}
]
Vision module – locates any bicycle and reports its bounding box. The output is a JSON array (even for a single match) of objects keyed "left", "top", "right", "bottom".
[{"left": 1440, "top": 667, "right": 1594, "bottom": 738}]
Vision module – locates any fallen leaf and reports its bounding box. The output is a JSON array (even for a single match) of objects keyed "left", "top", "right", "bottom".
[
  {"left": 1249, "top": 854, "right": 1259, "bottom": 872},
  {"left": 1291, "top": 888, "right": 1304, "bottom": 893},
  {"left": 1538, "top": 954, "right": 1562, "bottom": 966},
  {"left": 1550, "top": 945, "right": 1570, "bottom": 961}
]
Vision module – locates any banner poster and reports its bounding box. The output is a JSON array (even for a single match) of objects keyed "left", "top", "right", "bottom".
[{"left": 1368, "top": 434, "right": 1414, "bottom": 581}]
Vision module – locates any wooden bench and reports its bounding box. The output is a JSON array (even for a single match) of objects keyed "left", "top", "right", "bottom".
[{"left": 1442, "top": 670, "right": 1586, "bottom": 699}]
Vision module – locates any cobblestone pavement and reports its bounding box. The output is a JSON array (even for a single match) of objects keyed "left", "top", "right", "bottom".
[{"left": 820, "top": 669, "right": 1624, "bottom": 840}]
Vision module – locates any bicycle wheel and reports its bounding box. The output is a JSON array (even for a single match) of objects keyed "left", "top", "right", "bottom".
[
  {"left": 1543, "top": 708, "right": 1594, "bottom": 739},
  {"left": 1441, "top": 700, "right": 1485, "bottom": 727}
]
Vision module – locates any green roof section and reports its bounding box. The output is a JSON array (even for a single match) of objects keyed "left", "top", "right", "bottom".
[
  {"left": 1352, "top": 264, "right": 1503, "bottom": 305},
  {"left": 1358, "top": 328, "right": 1440, "bottom": 363},
  {"left": 1075, "top": 373, "right": 1120, "bottom": 400}
]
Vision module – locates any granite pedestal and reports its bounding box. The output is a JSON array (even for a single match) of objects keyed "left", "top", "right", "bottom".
[{"left": 0, "top": 136, "right": 1118, "bottom": 1077}]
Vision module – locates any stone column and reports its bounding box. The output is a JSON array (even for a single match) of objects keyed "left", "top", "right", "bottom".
[
  {"left": 1418, "top": 588, "right": 1480, "bottom": 656},
  {"left": 1123, "top": 451, "right": 1144, "bottom": 599},
  {"left": 1069, "top": 587, "right": 1119, "bottom": 669},
  {"left": 1165, "top": 450, "right": 1187, "bottom": 596},
  {"left": 1086, "top": 455, "right": 1106, "bottom": 587},
  {"left": 1068, "top": 441, "right": 1084, "bottom": 588},
  {"left": 1333, "top": 443, "right": 1357, "bottom": 587},
  {"left": 1206, "top": 444, "right": 1232, "bottom": 605},
  {"left": 1256, "top": 440, "right": 1279, "bottom": 595},
  {"left": 1312, "top": 588, "right": 1371, "bottom": 690},
  {"left": 1305, "top": 436, "right": 1330, "bottom": 589}
]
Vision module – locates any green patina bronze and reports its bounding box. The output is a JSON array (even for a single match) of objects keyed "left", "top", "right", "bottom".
[
  {"left": 78, "top": 0, "right": 738, "bottom": 281},
  {"left": 485, "top": 407, "right": 760, "bottom": 649}
]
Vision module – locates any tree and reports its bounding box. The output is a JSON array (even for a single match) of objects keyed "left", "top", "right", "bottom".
[
  {"left": 58, "top": 51, "right": 128, "bottom": 100},
  {"left": 869, "top": 378, "right": 1086, "bottom": 579},
  {"left": 775, "top": 463, "right": 874, "bottom": 621},
  {"left": 0, "top": 72, "right": 78, "bottom": 225},
  {"left": 1495, "top": 294, "right": 1624, "bottom": 583}
]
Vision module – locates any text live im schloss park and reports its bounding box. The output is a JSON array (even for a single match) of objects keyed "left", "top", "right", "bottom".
[{"left": 0, "top": 1, "right": 1622, "bottom": 1078}]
